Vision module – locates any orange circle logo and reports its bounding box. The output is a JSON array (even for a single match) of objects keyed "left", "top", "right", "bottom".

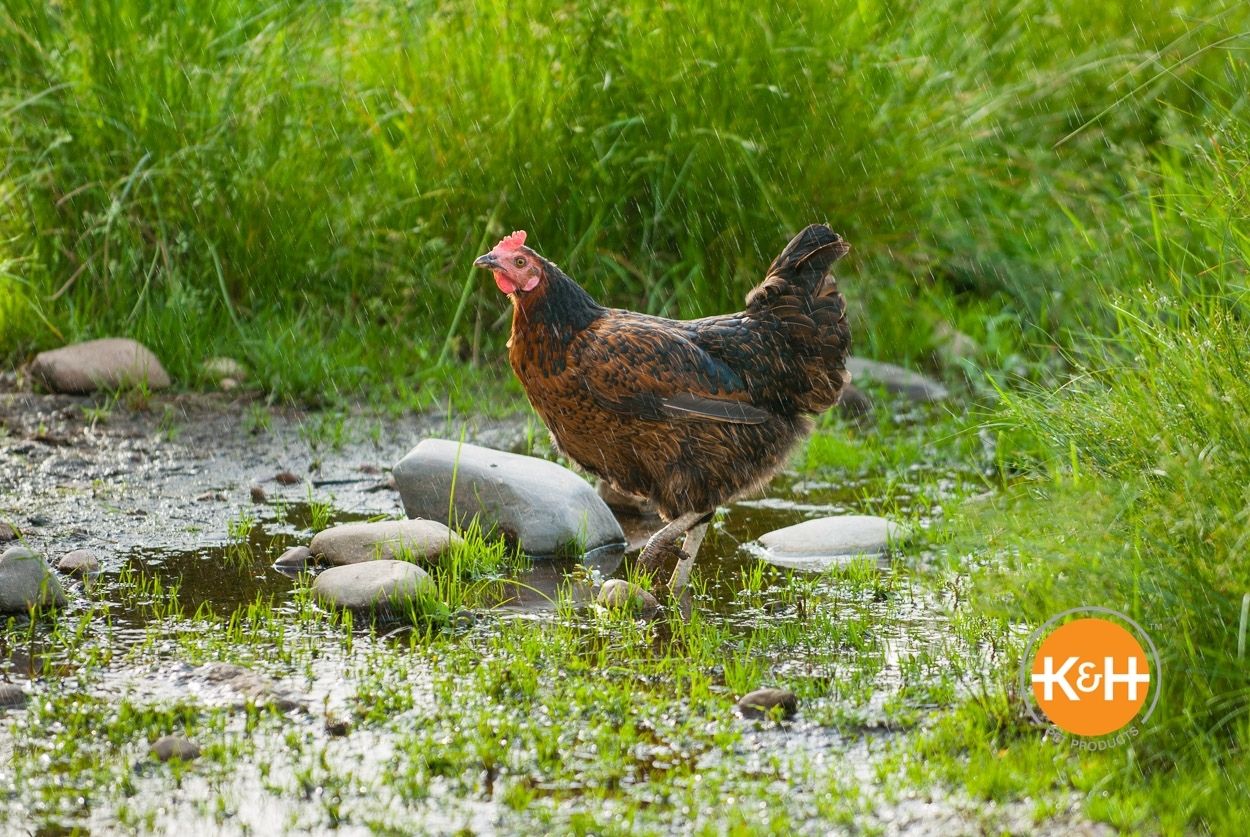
[{"left": 1022, "top": 609, "right": 1159, "bottom": 738}]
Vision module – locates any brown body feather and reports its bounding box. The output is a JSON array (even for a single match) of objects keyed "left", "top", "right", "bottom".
[{"left": 505, "top": 224, "right": 851, "bottom": 519}]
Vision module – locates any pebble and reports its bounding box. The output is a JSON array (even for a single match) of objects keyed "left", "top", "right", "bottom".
[
  {"left": 274, "top": 470, "right": 301, "bottom": 485},
  {"left": 201, "top": 356, "right": 247, "bottom": 381},
  {"left": 934, "top": 322, "right": 980, "bottom": 362},
  {"left": 30, "top": 338, "right": 171, "bottom": 394},
  {"left": 151, "top": 735, "right": 201, "bottom": 762},
  {"left": 57, "top": 549, "right": 100, "bottom": 578},
  {"left": 836, "top": 383, "right": 874, "bottom": 420},
  {"left": 0, "top": 683, "right": 28, "bottom": 709},
  {"left": 0, "top": 546, "right": 67, "bottom": 613},
  {"left": 393, "top": 439, "right": 625, "bottom": 557},
  {"left": 308, "top": 519, "right": 461, "bottom": 566},
  {"left": 737, "top": 687, "right": 798, "bottom": 720},
  {"left": 0, "top": 522, "right": 17, "bottom": 542},
  {"left": 311, "top": 560, "right": 436, "bottom": 617},
  {"left": 250, "top": 483, "right": 268, "bottom": 504},
  {"left": 597, "top": 579, "right": 660, "bottom": 615},
  {"left": 846, "top": 357, "right": 948, "bottom": 403},
  {"left": 756, "top": 515, "right": 909, "bottom": 570}
]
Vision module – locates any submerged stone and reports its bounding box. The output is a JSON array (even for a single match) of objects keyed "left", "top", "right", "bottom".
[
  {"left": 846, "top": 357, "right": 948, "bottom": 403},
  {"left": 0, "top": 547, "right": 67, "bottom": 613},
  {"left": 393, "top": 439, "right": 625, "bottom": 557},
  {"left": 308, "top": 519, "right": 460, "bottom": 566},
  {"left": 311, "top": 560, "right": 436, "bottom": 617},
  {"left": 756, "top": 515, "right": 909, "bottom": 570},
  {"left": 194, "top": 662, "right": 303, "bottom": 711},
  {"left": 31, "top": 338, "right": 170, "bottom": 394}
]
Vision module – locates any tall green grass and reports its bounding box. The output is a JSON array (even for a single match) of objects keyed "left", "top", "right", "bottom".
[
  {"left": 1, "top": 0, "right": 1244, "bottom": 399},
  {"left": 946, "top": 105, "right": 1250, "bottom": 830}
]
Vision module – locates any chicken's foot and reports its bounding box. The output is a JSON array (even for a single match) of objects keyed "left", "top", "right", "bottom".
[{"left": 637, "top": 511, "right": 705, "bottom": 575}]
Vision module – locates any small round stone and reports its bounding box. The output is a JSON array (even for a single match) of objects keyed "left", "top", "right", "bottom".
[
  {"left": 0, "top": 683, "right": 28, "bottom": 709},
  {"left": 597, "top": 579, "right": 660, "bottom": 615},
  {"left": 57, "top": 549, "right": 100, "bottom": 578},
  {"left": 250, "top": 483, "right": 268, "bottom": 504},
  {"left": 274, "top": 470, "right": 301, "bottom": 485},
  {"left": 737, "top": 687, "right": 798, "bottom": 720},
  {"left": 151, "top": 735, "right": 201, "bottom": 762}
]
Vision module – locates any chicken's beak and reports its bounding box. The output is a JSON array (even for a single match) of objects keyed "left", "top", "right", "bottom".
[{"left": 473, "top": 253, "right": 499, "bottom": 270}]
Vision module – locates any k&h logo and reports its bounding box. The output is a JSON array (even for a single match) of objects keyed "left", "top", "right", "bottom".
[{"left": 1018, "top": 606, "right": 1161, "bottom": 739}]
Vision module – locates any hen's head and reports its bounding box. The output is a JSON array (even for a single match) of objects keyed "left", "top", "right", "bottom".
[{"left": 474, "top": 230, "right": 545, "bottom": 296}]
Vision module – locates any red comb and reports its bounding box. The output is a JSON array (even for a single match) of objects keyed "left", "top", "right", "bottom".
[{"left": 495, "top": 230, "right": 527, "bottom": 251}]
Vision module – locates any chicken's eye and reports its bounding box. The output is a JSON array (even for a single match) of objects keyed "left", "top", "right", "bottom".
[{"left": 513, "top": 256, "right": 526, "bottom": 268}]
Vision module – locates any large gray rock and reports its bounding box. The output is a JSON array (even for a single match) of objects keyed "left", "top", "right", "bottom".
[
  {"left": 311, "top": 560, "right": 435, "bottom": 616},
  {"left": 393, "top": 439, "right": 625, "bottom": 557},
  {"left": 308, "top": 519, "right": 460, "bottom": 566},
  {"left": 846, "top": 358, "right": 948, "bottom": 403},
  {"left": 30, "top": 338, "right": 170, "bottom": 394},
  {"left": 756, "top": 515, "right": 909, "bottom": 570},
  {"left": 0, "top": 547, "right": 66, "bottom": 613}
]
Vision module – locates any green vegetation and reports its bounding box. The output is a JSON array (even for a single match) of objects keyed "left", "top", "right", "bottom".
[
  {"left": 0, "top": 447, "right": 993, "bottom": 832},
  {"left": 914, "top": 110, "right": 1250, "bottom": 831},
  {"left": 1, "top": 0, "right": 1243, "bottom": 403}
]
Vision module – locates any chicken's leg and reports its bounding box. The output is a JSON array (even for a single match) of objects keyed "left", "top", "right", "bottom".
[{"left": 668, "top": 522, "right": 708, "bottom": 597}]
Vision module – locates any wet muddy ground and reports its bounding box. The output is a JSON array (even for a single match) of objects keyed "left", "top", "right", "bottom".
[{"left": 0, "top": 379, "right": 1108, "bottom": 835}]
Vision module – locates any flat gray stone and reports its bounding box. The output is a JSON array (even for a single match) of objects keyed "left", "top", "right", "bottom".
[
  {"left": 756, "top": 515, "right": 909, "bottom": 570},
  {"left": 311, "top": 560, "right": 435, "bottom": 616},
  {"left": 308, "top": 519, "right": 460, "bottom": 566},
  {"left": 151, "top": 735, "right": 200, "bottom": 762},
  {"left": 0, "top": 547, "right": 67, "bottom": 613},
  {"left": 393, "top": 439, "right": 625, "bottom": 557},
  {"left": 846, "top": 358, "right": 948, "bottom": 403},
  {"left": 31, "top": 338, "right": 170, "bottom": 394},
  {"left": 57, "top": 549, "right": 99, "bottom": 578}
]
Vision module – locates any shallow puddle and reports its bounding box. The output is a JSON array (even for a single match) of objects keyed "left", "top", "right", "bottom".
[{"left": 1, "top": 405, "right": 1009, "bottom": 834}]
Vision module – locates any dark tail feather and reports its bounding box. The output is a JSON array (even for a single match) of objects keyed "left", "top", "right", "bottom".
[
  {"left": 746, "top": 224, "right": 849, "bottom": 309},
  {"left": 764, "top": 224, "right": 849, "bottom": 295}
]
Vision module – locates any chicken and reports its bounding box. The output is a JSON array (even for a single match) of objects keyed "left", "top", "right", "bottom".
[{"left": 473, "top": 225, "right": 851, "bottom": 596}]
